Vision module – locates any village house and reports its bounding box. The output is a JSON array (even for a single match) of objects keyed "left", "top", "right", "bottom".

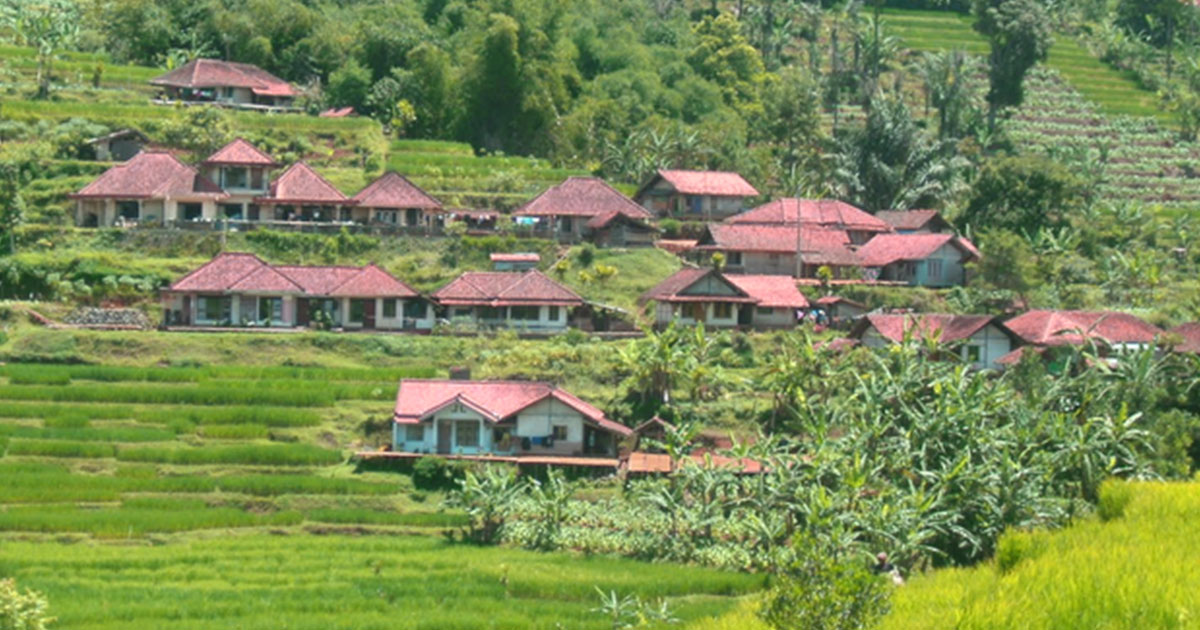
[
  {"left": 350, "top": 171, "right": 443, "bottom": 228},
  {"left": 813, "top": 296, "right": 868, "bottom": 324},
  {"left": 149, "top": 59, "right": 298, "bottom": 110},
  {"left": 391, "top": 378, "right": 633, "bottom": 457},
  {"left": 997, "top": 310, "right": 1162, "bottom": 368},
  {"left": 84, "top": 129, "right": 148, "bottom": 162},
  {"left": 855, "top": 233, "right": 980, "bottom": 287},
  {"left": 726, "top": 198, "right": 893, "bottom": 244},
  {"left": 513, "top": 177, "right": 657, "bottom": 246},
  {"left": 69, "top": 151, "right": 228, "bottom": 227},
  {"left": 635, "top": 169, "right": 759, "bottom": 220},
  {"left": 640, "top": 267, "right": 808, "bottom": 329},
  {"left": 161, "top": 252, "right": 434, "bottom": 330},
  {"left": 490, "top": 253, "right": 541, "bottom": 271},
  {"left": 199, "top": 138, "right": 279, "bottom": 221},
  {"left": 254, "top": 162, "right": 353, "bottom": 223},
  {"left": 851, "top": 313, "right": 1015, "bottom": 370},
  {"left": 875, "top": 209, "right": 952, "bottom": 234},
  {"left": 431, "top": 270, "right": 585, "bottom": 331},
  {"left": 692, "top": 223, "right": 861, "bottom": 278}
]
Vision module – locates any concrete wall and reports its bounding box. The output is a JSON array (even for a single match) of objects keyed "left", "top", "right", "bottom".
[
  {"left": 880, "top": 243, "right": 967, "bottom": 287},
  {"left": 654, "top": 302, "right": 740, "bottom": 328},
  {"left": 751, "top": 307, "right": 796, "bottom": 328},
  {"left": 446, "top": 305, "right": 569, "bottom": 331}
]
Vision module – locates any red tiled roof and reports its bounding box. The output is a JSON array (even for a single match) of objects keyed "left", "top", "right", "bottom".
[
  {"left": 728, "top": 198, "right": 891, "bottom": 232},
  {"left": 875, "top": 210, "right": 944, "bottom": 231},
  {"left": 655, "top": 239, "right": 699, "bottom": 254},
  {"left": 167, "top": 252, "right": 418, "bottom": 297},
  {"left": 640, "top": 268, "right": 807, "bottom": 308},
  {"left": 392, "top": 379, "right": 632, "bottom": 436},
  {"left": 432, "top": 270, "right": 584, "bottom": 307},
  {"left": 856, "top": 234, "right": 980, "bottom": 267},
  {"left": 150, "top": 59, "right": 296, "bottom": 97},
  {"left": 697, "top": 224, "right": 859, "bottom": 265},
  {"left": 203, "top": 138, "right": 278, "bottom": 166},
  {"left": 650, "top": 170, "right": 759, "bottom": 197},
  {"left": 1168, "top": 322, "right": 1200, "bottom": 353},
  {"left": 490, "top": 253, "right": 541, "bottom": 263},
  {"left": 1002, "top": 310, "right": 1162, "bottom": 347},
  {"left": 514, "top": 177, "right": 651, "bottom": 220},
  {"left": 815, "top": 295, "right": 866, "bottom": 308},
  {"left": 257, "top": 162, "right": 349, "bottom": 205},
  {"left": 351, "top": 172, "right": 441, "bottom": 210},
  {"left": 854, "top": 313, "right": 998, "bottom": 343},
  {"left": 726, "top": 275, "right": 808, "bottom": 309},
  {"left": 70, "top": 152, "right": 227, "bottom": 201},
  {"left": 319, "top": 107, "right": 355, "bottom": 117}
]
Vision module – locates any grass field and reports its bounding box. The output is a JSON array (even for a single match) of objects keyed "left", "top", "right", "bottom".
[{"left": 0, "top": 535, "right": 763, "bottom": 630}]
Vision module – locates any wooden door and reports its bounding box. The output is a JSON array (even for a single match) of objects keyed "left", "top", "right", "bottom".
[
  {"left": 296, "top": 299, "right": 310, "bottom": 326},
  {"left": 181, "top": 296, "right": 191, "bottom": 325},
  {"left": 362, "top": 299, "right": 376, "bottom": 329},
  {"left": 436, "top": 421, "right": 451, "bottom": 454}
]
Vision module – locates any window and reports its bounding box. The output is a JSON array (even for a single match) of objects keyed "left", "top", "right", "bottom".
[
  {"left": 383, "top": 299, "right": 397, "bottom": 318},
  {"left": 223, "top": 87, "right": 234, "bottom": 98},
  {"left": 375, "top": 210, "right": 397, "bottom": 224},
  {"left": 251, "top": 169, "right": 264, "bottom": 189},
  {"left": 559, "top": 216, "right": 574, "bottom": 232},
  {"left": 258, "top": 297, "right": 282, "bottom": 323},
  {"left": 768, "top": 253, "right": 780, "bottom": 265},
  {"left": 552, "top": 425, "right": 568, "bottom": 441},
  {"left": 479, "top": 306, "right": 504, "bottom": 320},
  {"left": 927, "top": 259, "right": 943, "bottom": 280},
  {"left": 965, "top": 345, "right": 982, "bottom": 364},
  {"left": 117, "top": 201, "right": 139, "bottom": 220},
  {"left": 181, "top": 203, "right": 203, "bottom": 221},
  {"left": 223, "top": 167, "right": 248, "bottom": 189},
  {"left": 547, "top": 305, "right": 560, "bottom": 321},
  {"left": 727, "top": 252, "right": 743, "bottom": 266},
  {"left": 198, "top": 296, "right": 230, "bottom": 322},
  {"left": 510, "top": 306, "right": 540, "bottom": 321},
  {"left": 756, "top": 307, "right": 774, "bottom": 315},
  {"left": 222, "top": 204, "right": 243, "bottom": 220},
  {"left": 404, "top": 301, "right": 428, "bottom": 319},
  {"left": 453, "top": 308, "right": 473, "bottom": 319},
  {"left": 349, "top": 300, "right": 366, "bottom": 324},
  {"left": 405, "top": 424, "right": 425, "bottom": 442},
  {"left": 713, "top": 302, "right": 733, "bottom": 319},
  {"left": 455, "top": 421, "right": 479, "bottom": 448},
  {"left": 493, "top": 427, "right": 513, "bottom": 450}
]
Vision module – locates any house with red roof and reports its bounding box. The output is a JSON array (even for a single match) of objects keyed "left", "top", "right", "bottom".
[
  {"left": 69, "top": 151, "right": 228, "bottom": 227},
  {"left": 513, "top": 177, "right": 657, "bottom": 246},
  {"left": 850, "top": 313, "right": 1016, "bottom": 370},
  {"left": 199, "top": 138, "right": 280, "bottom": 221},
  {"left": 431, "top": 270, "right": 585, "bottom": 331},
  {"left": 349, "top": 171, "right": 443, "bottom": 227},
  {"left": 392, "top": 378, "right": 633, "bottom": 457},
  {"left": 996, "top": 310, "right": 1162, "bottom": 368},
  {"left": 692, "top": 223, "right": 861, "bottom": 278},
  {"left": 727, "top": 198, "right": 893, "bottom": 244},
  {"left": 490, "top": 253, "right": 540, "bottom": 271},
  {"left": 855, "top": 233, "right": 980, "bottom": 287},
  {"left": 1167, "top": 322, "right": 1200, "bottom": 354},
  {"left": 640, "top": 267, "right": 808, "bottom": 329},
  {"left": 635, "top": 169, "right": 759, "bottom": 220},
  {"left": 875, "top": 210, "right": 952, "bottom": 234},
  {"left": 254, "top": 162, "right": 354, "bottom": 222},
  {"left": 161, "top": 252, "right": 433, "bottom": 330},
  {"left": 150, "top": 59, "right": 297, "bottom": 109}
]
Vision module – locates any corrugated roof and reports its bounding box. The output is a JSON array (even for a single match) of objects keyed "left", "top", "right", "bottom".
[
  {"left": 728, "top": 198, "right": 891, "bottom": 232},
  {"left": 392, "top": 379, "right": 632, "bottom": 436},
  {"left": 1002, "top": 310, "right": 1162, "bottom": 347},
  {"left": 432, "top": 270, "right": 584, "bottom": 307},
  {"left": 351, "top": 172, "right": 441, "bottom": 210},
  {"left": 70, "top": 152, "right": 227, "bottom": 201}
]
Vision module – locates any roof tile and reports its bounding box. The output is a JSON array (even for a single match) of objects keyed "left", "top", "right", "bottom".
[
  {"left": 258, "top": 162, "right": 349, "bottom": 205},
  {"left": 203, "top": 138, "right": 278, "bottom": 166},
  {"left": 351, "top": 172, "right": 441, "bottom": 210},
  {"left": 433, "top": 270, "right": 583, "bottom": 307},
  {"left": 652, "top": 170, "right": 759, "bottom": 196},
  {"left": 855, "top": 313, "right": 998, "bottom": 343},
  {"left": 71, "top": 152, "right": 227, "bottom": 201},
  {"left": 856, "top": 234, "right": 979, "bottom": 267},
  {"left": 1002, "top": 310, "right": 1162, "bottom": 347},
  {"left": 515, "top": 177, "right": 651, "bottom": 220},
  {"left": 728, "top": 198, "right": 891, "bottom": 232},
  {"left": 150, "top": 59, "right": 296, "bottom": 97}
]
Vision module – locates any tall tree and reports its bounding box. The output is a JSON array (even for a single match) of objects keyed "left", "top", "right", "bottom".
[{"left": 972, "top": 0, "right": 1053, "bottom": 133}]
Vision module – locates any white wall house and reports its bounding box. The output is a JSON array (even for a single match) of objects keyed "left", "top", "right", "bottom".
[{"left": 852, "top": 314, "right": 1014, "bottom": 370}]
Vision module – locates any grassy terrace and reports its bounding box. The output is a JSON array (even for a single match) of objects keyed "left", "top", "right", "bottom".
[{"left": 881, "top": 8, "right": 1163, "bottom": 120}]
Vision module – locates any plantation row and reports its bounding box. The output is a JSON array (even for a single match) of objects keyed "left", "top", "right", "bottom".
[
  {"left": 1, "top": 439, "right": 343, "bottom": 466},
  {"left": 0, "top": 382, "right": 392, "bottom": 406},
  {"left": 0, "top": 362, "right": 437, "bottom": 383},
  {"left": 0, "top": 402, "right": 322, "bottom": 427}
]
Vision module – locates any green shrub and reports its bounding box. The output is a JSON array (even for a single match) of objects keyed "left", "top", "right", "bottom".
[
  {"left": 412, "top": 457, "right": 473, "bottom": 490},
  {"left": 116, "top": 443, "right": 342, "bottom": 466},
  {"left": 1098, "top": 481, "right": 1136, "bottom": 522},
  {"left": 994, "top": 531, "right": 1046, "bottom": 575},
  {"left": 304, "top": 508, "right": 468, "bottom": 527},
  {"left": 197, "top": 424, "right": 270, "bottom": 440},
  {"left": 5, "top": 439, "right": 115, "bottom": 458}
]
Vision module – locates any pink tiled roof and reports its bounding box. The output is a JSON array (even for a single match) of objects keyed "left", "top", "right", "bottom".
[
  {"left": 697, "top": 224, "right": 859, "bottom": 265},
  {"left": 1168, "top": 322, "right": 1200, "bottom": 353},
  {"left": 203, "top": 138, "right": 278, "bottom": 166},
  {"left": 319, "top": 107, "right": 355, "bottom": 117},
  {"left": 167, "top": 252, "right": 418, "bottom": 297},
  {"left": 257, "top": 162, "right": 349, "bottom": 205},
  {"left": 1002, "top": 310, "right": 1162, "bottom": 347},
  {"left": 815, "top": 295, "right": 866, "bottom": 308},
  {"left": 514, "top": 177, "right": 651, "bottom": 220},
  {"left": 728, "top": 199, "right": 892, "bottom": 232},
  {"left": 854, "top": 313, "right": 998, "bottom": 343},
  {"left": 726, "top": 275, "right": 809, "bottom": 308},
  {"left": 856, "top": 234, "right": 980, "bottom": 267},
  {"left": 432, "top": 270, "right": 584, "bottom": 307},
  {"left": 490, "top": 253, "right": 541, "bottom": 263},
  {"left": 652, "top": 170, "right": 759, "bottom": 197},
  {"left": 655, "top": 239, "right": 699, "bottom": 254},
  {"left": 393, "top": 379, "right": 632, "bottom": 436},
  {"left": 351, "top": 172, "right": 441, "bottom": 210},
  {"left": 875, "top": 210, "right": 945, "bottom": 231},
  {"left": 150, "top": 59, "right": 296, "bottom": 97},
  {"left": 70, "top": 152, "right": 227, "bottom": 201},
  {"left": 640, "top": 268, "right": 807, "bottom": 308}
]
